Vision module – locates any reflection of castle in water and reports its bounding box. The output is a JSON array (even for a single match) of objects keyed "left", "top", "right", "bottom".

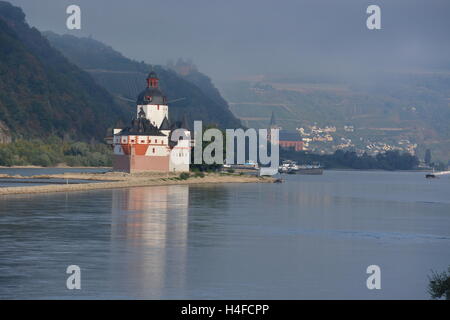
[{"left": 110, "top": 185, "right": 189, "bottom": 298}]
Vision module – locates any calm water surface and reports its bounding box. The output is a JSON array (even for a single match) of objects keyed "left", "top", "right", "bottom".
[{"left": 0, "top": 170, "right": 449, "bottom": 299}]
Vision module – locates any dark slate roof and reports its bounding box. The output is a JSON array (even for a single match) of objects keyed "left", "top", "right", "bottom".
[
  {"left": 116, "top": 110, "right": 166, "bottom": 136},
  {"left": 169, "top": 114, "right": 184, "bottom": 130},
  {"left": 279, "top": 131, "right": 301, "bottom": 141},
  {"left": 159, "top": 116, "right": 171, "bottom": 130},
  {"left": 180, "top": 114, "right": 190, "bottom": 131},
  {"left": 170, "top": 121, "right": 182, "bottom": 131},
  {"left": 147, "top": 71, "right": 158, "bottom": 79},
  {"left": 170, "top": 119, "right": 190, "bottom": 131},
  {"left": 136, "top": 87, "right": 166, "bottom": 105}
]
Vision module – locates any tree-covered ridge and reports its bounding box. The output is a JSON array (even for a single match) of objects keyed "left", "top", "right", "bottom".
[
  {"left": 281, "top": 149, "right": 419, "bottom": 171},
  {"left": 0, "top": 1, "right": 129, "bottom": 141},
  {"left": 44, "top": 32, "right": 242, "bottom": 129},
  {"left": 44, "top": 31, "right": 147, "bottom": 73},
  {"left": 167, "top": 58, "right": 237, "bottom": 126},
  {"left": 0, "top": 136, "right": 111, "bottom": 167}
]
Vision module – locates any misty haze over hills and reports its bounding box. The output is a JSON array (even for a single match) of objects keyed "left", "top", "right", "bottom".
[
  {"left": 0, "top": 0, "right": 241, "bottom": 144},
  {"left": 7, "top": 0, "right": 450, "bottom": 80},
  {"left": 44, "top": 32, "right": 242, "bottom": 129}
]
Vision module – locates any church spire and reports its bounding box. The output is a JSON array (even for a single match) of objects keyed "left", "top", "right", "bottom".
[{"left": 269, "top": 111, "right": 276, "bottom": 127}]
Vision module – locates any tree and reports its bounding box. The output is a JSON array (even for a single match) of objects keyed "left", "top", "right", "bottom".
[
  {"left": 0, "top": 148, "right": 14, "bottom": 166},
  {"left": 190, "top": 124, "right": 225, "bottom": 172},
  {"left": 280, "top": 149, "right": 418, "bottom": 170},
  {"left": 425, "top": 149, "right": 432, "bottom": 165},
  {"left": 428, "top": 266, "right": 450, "bottom": 300}
]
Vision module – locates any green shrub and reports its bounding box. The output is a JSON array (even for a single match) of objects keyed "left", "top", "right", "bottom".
[
  {"left": 179, "top": 172, "right": 190, "bottom": 180},
  {"left": 194, "top": 172, "right": 205, "bottom": 178},
  {"left": 428, "top": 266, "right": 450, "bottom": 300}
]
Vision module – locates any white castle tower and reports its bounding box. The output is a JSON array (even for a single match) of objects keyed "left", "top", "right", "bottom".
[
  {"left": 112, "top": 71, "right": 191, "bottom": 173},
  {"left": 137, "top": 71, "right": 169, "bottom": 128}
]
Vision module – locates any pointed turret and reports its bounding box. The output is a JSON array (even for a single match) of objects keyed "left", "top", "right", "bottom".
[
  {"left": 159, "top": 116, "right": 171, "bottom": 131},
  {"left": 138, "top": 107, "right": 146, "bottom": 118}
]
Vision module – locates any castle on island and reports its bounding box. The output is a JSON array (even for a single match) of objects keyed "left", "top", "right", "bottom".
[{"left": 112, "top": 71, "right": 191, "bottom": 173}]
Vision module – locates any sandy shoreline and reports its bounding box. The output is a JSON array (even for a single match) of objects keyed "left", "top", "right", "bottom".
[
  {"left": 0, "top": 172, "right": 274, "bottom": 195},
  {"left": 0, "top": 166, "right": 112, "bottom": 169}
]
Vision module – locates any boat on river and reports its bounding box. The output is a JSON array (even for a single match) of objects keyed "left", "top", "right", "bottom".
[
  {"left": 426, "top": 170, "right": 450, "bottom": 179},
  {"left": 296, "top": 164, "right": 324, "bottom": 175},
  {"left": 279, "top": 160, "right": 323, "bottom": 175}
]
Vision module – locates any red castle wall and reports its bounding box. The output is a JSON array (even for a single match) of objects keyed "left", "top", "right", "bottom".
[{"left": 113, "top": 155, "right": 170, "bottom": 173}]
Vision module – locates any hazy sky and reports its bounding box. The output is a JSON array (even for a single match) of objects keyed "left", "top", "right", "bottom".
[{"left": 7, "top": 0, "right": 450, "bottom": 80}]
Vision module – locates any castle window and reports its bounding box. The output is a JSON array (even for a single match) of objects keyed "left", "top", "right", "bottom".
[{"left": 153, "top": 148, "right": 155, "bottom": 153}]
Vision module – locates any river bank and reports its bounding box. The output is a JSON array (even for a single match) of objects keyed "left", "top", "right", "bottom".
[
  {"left": 0, "top": 171, "right": 275, "bottom": 195},
  {"left": 0, "top": 165, "right": 112, "bottom": 169}
]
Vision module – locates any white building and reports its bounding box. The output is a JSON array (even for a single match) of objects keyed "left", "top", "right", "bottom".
[{"left": 112, "top": 71, "right": 191, "bottom": 173}]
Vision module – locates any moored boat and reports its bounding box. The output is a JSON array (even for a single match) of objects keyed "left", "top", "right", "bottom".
[
  {"left": 297, "top": 165, "right": 324, "bottom": 175},
  {"left": 279, "top": 160, "right": 323, "bottom": 175}
]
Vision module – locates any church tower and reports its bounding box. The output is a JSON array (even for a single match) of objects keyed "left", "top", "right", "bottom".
[
  {"left": 268, "top": 111, "right": 280, "bottom": 142},
  {"left": 269, "top": 111, "right": 280, "bottom": 130}
]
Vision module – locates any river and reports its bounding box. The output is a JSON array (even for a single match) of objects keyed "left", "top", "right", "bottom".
[{"left": 0, "top": 170, "right": 449, "bottom": 299}]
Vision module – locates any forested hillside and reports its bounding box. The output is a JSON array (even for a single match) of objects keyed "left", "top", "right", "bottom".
[
  {"left": 0, "top": 1, "right": 128, "bottom": 141},
  {"left": 45, "top": 32, "right": 242, "bottom": 129}
]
